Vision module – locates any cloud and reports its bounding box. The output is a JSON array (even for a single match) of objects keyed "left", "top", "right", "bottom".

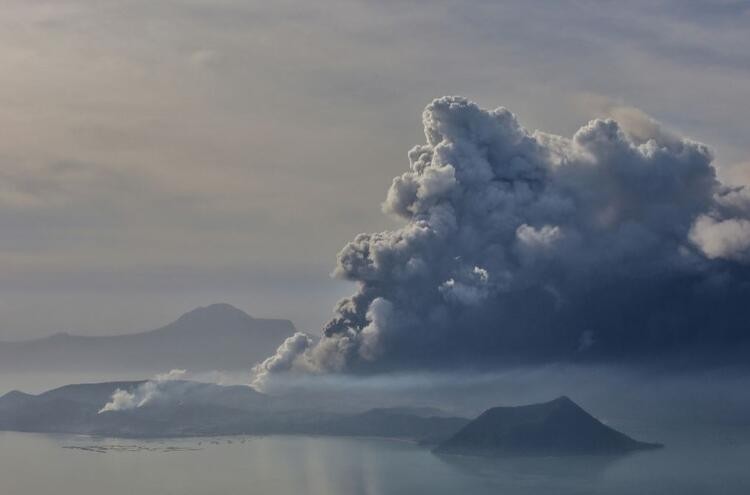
[
  {"left": 690, "top": 215, "right": 750, "bottom": 262},
  {"left": 255, "top": 96, "right": 750, "bottom": 386},
  {"left": 601, "top": 104, "right": 683, "bottom": 149}
]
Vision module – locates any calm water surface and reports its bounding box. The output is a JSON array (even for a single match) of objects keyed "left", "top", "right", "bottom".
[{"left": 1, "top": 428, "right": 749, "bottom": 495}]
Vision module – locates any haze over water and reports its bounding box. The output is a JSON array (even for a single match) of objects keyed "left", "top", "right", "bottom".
[{"left": 2, "top": 427, "right": 748, "bottom": 495}]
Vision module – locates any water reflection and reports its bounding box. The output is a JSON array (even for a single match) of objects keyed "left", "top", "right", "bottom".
[
  {"left": 434, "top": 450, "right": 626, "bottom": 480},
  {"left": 0, "top": 432, "right": 748, "bottom": 495}
]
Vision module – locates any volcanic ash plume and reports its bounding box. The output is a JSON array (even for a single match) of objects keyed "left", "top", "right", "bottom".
[{"left": 254, "top": 96, "right": 750, "bottom": 389}]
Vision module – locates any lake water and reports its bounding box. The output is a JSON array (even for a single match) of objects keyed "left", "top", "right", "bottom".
[{"left": 1, "top": 428, "right": 749, "bottom": 495}]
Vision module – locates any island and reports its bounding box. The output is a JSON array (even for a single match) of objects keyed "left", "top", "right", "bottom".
[{"left": 435, "top": 396, "right": 663, "bottom": 457}]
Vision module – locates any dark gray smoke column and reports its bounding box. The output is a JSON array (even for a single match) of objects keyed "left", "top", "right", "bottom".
[{"left": 255, "top": 96, "right": 750, "bottom": 386}]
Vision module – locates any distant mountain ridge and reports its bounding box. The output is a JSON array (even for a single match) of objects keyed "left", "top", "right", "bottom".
[
  {"left": 0, "top": 383, "right": 663, "bottom": 455},
  {"left": 0, "top": 304, "right": 295, "bottom": 372},
  {"left": 435, "top": 396, "right": 662, "bottom": 457},
  {"left": 0, "top": 381, "right": 469, "bottom": 440}
]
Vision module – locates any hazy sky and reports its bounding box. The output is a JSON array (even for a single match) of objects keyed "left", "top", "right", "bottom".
[{"left": 0, "top": 0, "right": 748, "bottom": 340}]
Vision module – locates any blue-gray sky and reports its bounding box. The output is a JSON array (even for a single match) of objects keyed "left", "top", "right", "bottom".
[{"left": 0, "top": 0, "right": 748, "bottom": 340}]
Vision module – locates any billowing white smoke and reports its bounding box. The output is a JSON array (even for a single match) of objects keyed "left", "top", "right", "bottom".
[
  {"left": 99, "top": 369, "right": 187, "bottom": 413},
  {"left": 254, "top": 96, "right": 750, "bottom": 389}
]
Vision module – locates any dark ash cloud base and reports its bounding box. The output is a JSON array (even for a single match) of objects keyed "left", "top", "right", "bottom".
[{"left": 255, "top": 96, "right": 750, "bottom": 386}]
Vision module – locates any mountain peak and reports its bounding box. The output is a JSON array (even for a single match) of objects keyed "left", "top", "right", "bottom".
[
  {"left": 550, "top": 395, "right": 576, "bottom": 406},
  {"left": 160, "top": 303, "right": 260, "bottom": 337},
  {"left": 175, "top": 304, "right": 253, "bottom": 325},
  {"left": 0, "top": 303, "right": 296, "bottom": 373},
  {"left": 435, "top": 397, "right": 662, "bottom": 457},
  {"left": 0, "top": 390, "right": 32, "bottom": 401}
]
